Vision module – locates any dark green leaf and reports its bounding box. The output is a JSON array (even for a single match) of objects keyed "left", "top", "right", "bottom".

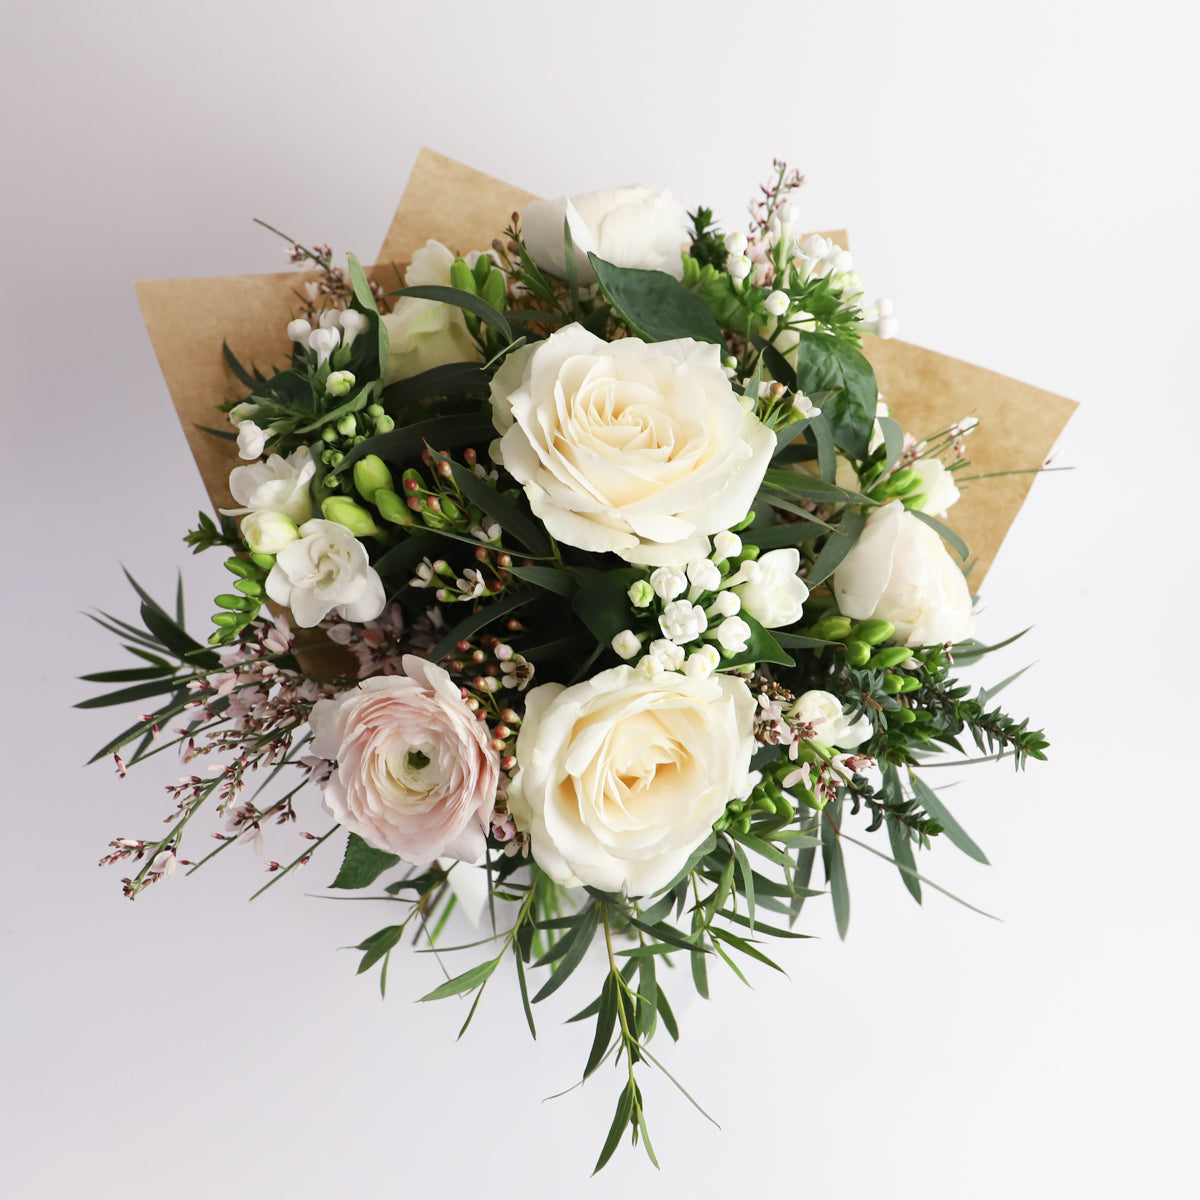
[
  {"left": 355, "top": 925, "right": 403, "bottom": 974},
  {"left": 513, "top": 946, "right": 537, "bottom": 1039},
  {"left": 709, "top": 927, "right": 786, "bottom": 974},
  {"left": 730, "top": 841, "right": 756, "bottom": 932},
  {"left": 571, "top": 567, "right": 645, "bottom": 646},
  {"left": 877, "top": 416, "right": 905, "bottom": 473},
  {"left": 381, "top": 364, "right": 493, "bottom": 410},
  {"left": 505, "top": 565, "right": 577, "bottom": 596},
  {"left": 821, "top": 805, "right": 851, "bottom": 940},
  {"left": 718, "top": 910, "right": 813, "bottom": 939},
  {"left": 432, "top": 453, "right": 551, "bottom": 555},
  {"left": 79, "top": 666, "right": 175, "bottom": 684},
  {"left": 222, "top": 341, "right": 258, "bottom": 389},
  {"left": 722, "top": 613, "right": 795, "bottom": 669},
  {"left": 418, "top": 957, "right": 500, "bottom": 1002},
  {"left": 910, "top": 509, "right": 970, "bottom": 562},
  {"left": 391, "top": 284, "right": 512, "bottom": 343},
  {"left": 346, "top": 253, "right": 380, "bottom": 314},
  {"left": 593, "top": 1081, "right": 637, "bottom": 1175},
  {"left": 425, "top": 590, "right": 535, "bottom": 665},
  {"left": 747, "top": 521, "right": 829, "bottom": 549},
  {"left": 589, "top": 254, "right": 724, "bottom": 345},
  {"left": 887, "top": 817, "right": 923, "bottom": 904},
  {"left": 532, "top": 902, "right": 600, "bottom": 1003},
  {"left": 656, "top": 986, "right": 679, "bottom": 1041},
  {"left": 636, "top": 955, "right": 658, "bottom": 1038},
  {"left": 761, "top": 468, "right": 871, "bottom": 505},
  {"left": 139, "top": 602, "right": 220, "bottom": 668},
  {"left": 75, "top": 678, "right": 183, "bottom": 710},
  {"left": 330, "top": 832, "right": 401, "bottom": 889},
  {"left": 909, "top": 773, "right": 990, "bottom": 865},
  {"left": 807, "top": 508, "right": 867, "bottom": 587},
  {"left": 788, "top": 332, "right": 877, "bottom": 459},
  {"left": 585, "top": 973, "right": 619, "bottom": 1079}
]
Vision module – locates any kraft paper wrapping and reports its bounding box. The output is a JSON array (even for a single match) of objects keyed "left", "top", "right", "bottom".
[{"left": 136, "top": 146, "right": 1076, "bottom": 589}]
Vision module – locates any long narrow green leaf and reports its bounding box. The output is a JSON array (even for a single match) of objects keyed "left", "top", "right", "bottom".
[
  {"left": 434, "top": 454, "right": 552, "bottom": 555},
  {"left": 425, "top": 590, "right": 534, "bottom": 665},
  {"left": 584, "top": 973, "right": 619, "bottom": 1079},
  {"left": 911, "top": 509, "right": 970, "bottom": 561},
  {"left": 418, "top": 957, "right": 499, "bottom": 1002},
  {"left": 532, "top": 902, "right": 600, "bottom": 1003},
  {"left": 887, "top": 817, "right": 923, "bottom": 904},
  {"left": 821, "top": 806, "right": 851, "bottom": 940},
  {"left": 391, "top": 284, "right": 513, "bottom": 343},
  {"left": 709, "top": 927, "right": 786, "bottom": 974},
  {"left": 909, "top": 773, "right": 990, "bottom": 864},
  {"left": 592, "top": 1082, "right": 637, "bottom": 1176},
  {"left": 356, "top": 925, "right": 403, "bottom": 974},
  {"left": 807, "top": 508, "right": 867, "bottom": 586},
  {"left": 75, "top": 678, "right": 184, "bottom": 710},
  {"left": 513, "top": 944, "right": 537, "bottom": 1039}
]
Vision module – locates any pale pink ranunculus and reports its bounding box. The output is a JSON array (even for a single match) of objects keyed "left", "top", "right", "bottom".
[{"left": 309, "top": 657, "right": 499, "bottom": 863}]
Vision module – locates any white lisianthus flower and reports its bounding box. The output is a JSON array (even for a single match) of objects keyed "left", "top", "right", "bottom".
[
  {"left": 715, "top": 615, "right": 752, "bottom": 654},
  {"left": 309, "top": 659, "right": 499, "bottom": 864},
  {"left": 222, "top": 447, "right": 315, "bottom": 525},
  {"left": 240, "top": 510, "right": 300, "bottom": 555},
  {"left": 265, "top": 519, "right": 386, "bottom": 627},
  {"left": 381, "top": 240, "right": 484, "bottom": 383},
  {"left": 235, "top": 420, "right": 268, "bottom": 460},
  {"left": 732, "top": 548, "right": 810, "bottom": 628},
  {"left": 659, "top": 599, "right": 707, "bottom": 644},
  {"left": 507, "top": 666, "right": 757, "bottom": 896},
  {"left": 490, "top": 325, "right": 776, "bottom": 565},
  {"left": 649, "top": 566, "right": 688, "bottom": 601},
  {"left": 791, "top": 690, "right": 872, "bottom": 749},
  {"left": 908, "top": 459, "right": 960, "bottom": 517},
  {"left": 833, "top": 500, "right": 975, "bottom": 647},
  {"left": 520, "top": 186, "right": 688, "bottom": 284}
]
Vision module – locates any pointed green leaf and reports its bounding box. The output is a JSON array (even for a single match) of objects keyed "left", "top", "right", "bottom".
[
  {"left": 887, "top": 817, "right": 923, "bottom": 904},
  {"left": 909, "top": 773, "right": 990, "bottom": 865},
  {"left": 821, "top": 807, "right": 851, "bottom": 940},
  {"left": 532, "top": 902, "right": 600, "bottom": 1003},
  {"left": 418, "top": 957, "right": 499, "bottom": 1002},
  {"left": 589, "top": 254, "right": 724, "bottom": 345}
]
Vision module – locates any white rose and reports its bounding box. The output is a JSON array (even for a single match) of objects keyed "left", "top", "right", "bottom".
[
  {"left": 381, "top": 240, "right": 484, "bottom": 383},
  {"left": 908, "top": 459, "right": 960, "bottom": 517},
  {"left": 265, "top": 518, "right": 386, "bottom": 628},
  {"left": 508, "top": 667, "right": 756, "bottom": 895},
  {"left": 520, "top": 186, "right": 688, "bottom": 284},
  {"left": 791, "top": 690, "right": 872, "bottom": 750},
  {"left": 832, "top": 500, "right": 975, "bottom": 647},
  {"left": 221, "top": 446, "right": 315, "bottom": 525},
  {"left": 491, "top": 324, "right": 776, "bottom": 565},
  {"left": 310, "top": 659, "right": 499, "bottom": 863},
  {"left": 732, "top": 548, "right": 810, "bottom": 628}
]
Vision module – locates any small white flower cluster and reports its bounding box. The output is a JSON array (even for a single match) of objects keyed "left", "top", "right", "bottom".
[
  {"left": 611, "top": 535, "right": 810, "bottom": 679},
  {"left": 287, "top": 308, "right": 368, "bottom": 368}
]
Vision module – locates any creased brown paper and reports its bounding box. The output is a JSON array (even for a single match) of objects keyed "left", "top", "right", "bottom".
[{"left": 136, "top": 146, "right": 1076, "bottom": 587}]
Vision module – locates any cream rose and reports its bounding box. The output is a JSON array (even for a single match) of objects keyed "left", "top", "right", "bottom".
[
  {"left": 508, "top": 666, "right": 757, "bottom": 896},
  {"left": 309, "top": 658, "right": 499, "bottom": 863},
  {"left": 832, "top": 500, "right": 975, "bottom": 647},
  {"left": 265, "top": 518, "right": 386, "bottom": 628},
  {"left": 520, "top": 186, "right": 688, "bottom": 284},
  {"left": 381, "top": 240, "right": 484, "bottom": 383},
  {"left": 491, "top": 324, "right": 776, "bottom": 565}
]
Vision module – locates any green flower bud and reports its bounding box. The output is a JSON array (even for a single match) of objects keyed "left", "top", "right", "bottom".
[
  {"left": 895, "top": 707, "right": 917, "bottom": 724},
  {"left": 755, "top": 793, "right": 778, "bottom": 814},
  {"left": 224, "top": 556, "right": 258, "bottom": 580},
  {"left": 353, "top": 453, "right": 394, "bottom": 502},
  {"left": 374, "top": 414, "right": 395, "bottom": 434},
  {"left": 881, "top": 674, "right": 906, "bottom": 694},
  {"left": 321, "top": 495, "right": 379, "bottom": 537},
  {"left": 681, "top": 255, "right": 700, "bottom": 287},
  {"left": 366, "top": 403, "right": 385, "bottom": 419},
  {"left": 233, "top": 578, "right": 263, "bottom": 597},
  {"left": 736, "top": 814, "right": 753, "bottom": 835},
  {"left": 627, "top": 579, "right": 655, "bottom": 608},
  {"left": 869, "top": 645, "right": 914, "bottom": 670},
  {"left": 796, "top": 786, "right": 826, "bottom": 812},
  {"left": 325, "top": 370, "right": 356, "bottom": 399},
  {"left": 472, "top": 254, "right": 492, "bottom": 287},
  {"left": 896, "top": 676, "right": 921, "bottom": 694},
  {"left": 322, "top": 426, "right": 339, "bottom": 443},
  {"left": 336, "top": 414, "right": 357, "bottom": 437},
  {"left": 811, "top": 615, "right": 854, "bottom": 642},
  {"left": 437, "top": 494, "right": 463, "bottom": 522},
  {"left": 844, "top": 640, "right": 871, "bottom": 667},
  {"left": 774, "top": 794, "right": 795, "bottom": 821},
  {"left": 241, "top": 510, "right": 301, "bottom": 555},
  {"left": 481, "top": 269, "right": 507, "bottom": 313},
  {"left": 327, "top": 451, "right": 344, "bottom": 468},
  {"left": 374, "top": 488, "right": 415, "bottom": 527},
  {"left": 901, "top": 492, "right": 928, "bottom": 511},
  {"left": 880, "top": 467, "right": 920, "bottom": 496},
  {"left": 249, "top": 553, "right": 276, "bottom": 571},
  {"left": 450, "top": 258, "right": 478, "bottom": 295},
  {"left": 210, "top": 611, "right": 240, "bottom": 627},
  {"left": 851, "top": 618, "right": 896, "bottom": 646},
  {"left": 215, "top": 593, "right": 257, "bottom": 612}
]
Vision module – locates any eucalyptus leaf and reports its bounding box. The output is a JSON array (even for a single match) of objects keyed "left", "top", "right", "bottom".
[
  {"left": 391, "top": 284, "right": 512, "bottom": 343},
  {"left": 887, "top": 817, "right": 923, "bottom": 904},
  {"left": 911, "top": 509, "right": 970, "bottom": 561},
  {"left": 909, "top": 773, "right": 990, "bottom": 864},
  {"left": 807, "top": 508, "right": 867, "bottom": 586},
  {"left": 821, "top": 804, "right": 851, "bottom": 940},
  {"left": 418, "top": 957, "right": 499, "bottom": 1002},
  {"left": 589, "top": 254, "right": 724, "bottom": 345}
]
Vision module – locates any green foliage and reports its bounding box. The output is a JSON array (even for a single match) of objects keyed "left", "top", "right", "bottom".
[{"left": 588, "top": 254, "right": 725, "bottom": 345}]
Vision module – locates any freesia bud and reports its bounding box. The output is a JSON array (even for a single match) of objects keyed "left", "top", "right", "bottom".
[
  {"left": 321, "top": 496, "right": 379, "bottom": 537},
  {"left": 353, "top": 454, "right": 394, "bottom": 503},
  {"left": 374, "top": 489, "right": 414, "bottom": 526},
  {"left": 235, "top": 420, "right": 268, "bottom": 460},
  {"left": 241, "top": 510, "right": 300, "bottom": 555},
  {"left": 287, "top": 318, "right": 312, "bottom": 343}
]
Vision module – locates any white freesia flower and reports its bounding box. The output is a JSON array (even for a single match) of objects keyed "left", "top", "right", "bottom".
[
  {"left": 521, "top": 186, "right": 688, "bottom": 284},
  {"left": 222, "top": 447, "right": 315, "bottom": 525},
  {"left": 908, "top": 459, "right": 960, "bottom": 517},
  {"left": 235, "top": 420, "right": 268, "bottom": 460},
  {"left": 507, "top": 666, "right": 757, "bottom": 896},
  {"left": 791, "top": 690, "right": 872, "bottom": 749},
  {"left": 833, "top": 500, "right": 975, "bottom": 647},
  {"left": 239, "top": 510, "right": 300, "bottom": 555},
  {"left": 309, "top": 659, "right": 498, "bottom": 863},
  {"left": 381, "top": 240, "right": 484, "bottom": 383},
  {"left": 491, "top": 325, "right": 776, "bottom": 565},
  {"left": 732, "top": 548, "right": 810, "bottom": 628},
  {"left": 265, "top": 518, "right": 385, "bottom": 627}
]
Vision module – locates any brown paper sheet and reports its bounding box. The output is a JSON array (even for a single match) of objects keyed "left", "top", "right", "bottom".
[{"left": 137, "top": 147, "right": 1076, "bottom": 587}]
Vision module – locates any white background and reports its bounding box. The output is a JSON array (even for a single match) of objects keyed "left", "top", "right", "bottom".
[{"left": 3, "top": 2, "right": 1197, "bottom": 1196}]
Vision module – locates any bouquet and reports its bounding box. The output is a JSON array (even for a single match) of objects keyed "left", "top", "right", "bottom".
[{"left": 84, "top": 150, "right": 1074, "bottom": 1172}]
